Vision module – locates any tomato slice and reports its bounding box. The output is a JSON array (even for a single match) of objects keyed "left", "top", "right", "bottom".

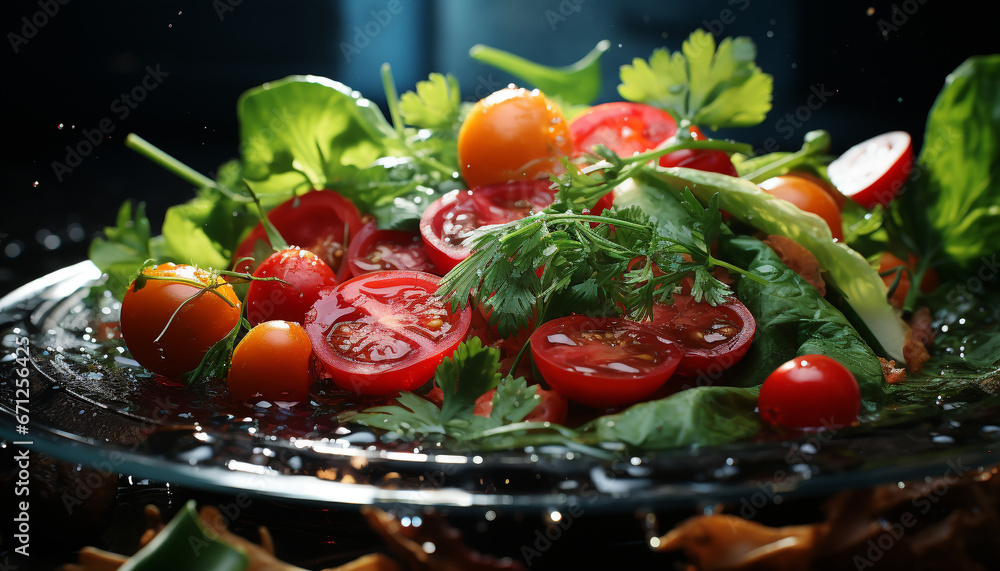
[
  {"left": 304, "top": 271, "right": 471, "bottom": 395},
  {"left": 530, "top": 316, "right": 681, "bottom": 408},
  {"left": 345, "top": 221, "right": 437, "bottom": 278},
  {"left": 646, "top": 294, "right": 755, "bottom": 379},
  {"left": 827, "top": 131, "right": 913, "bottom": 209},
  {"left": 419, "top": 181, "right": 555, "bottom": 273},
  {"left": 232, "top": 190, "right": 364, "bottom": 282},
  {"left": 570, "top": 102, "right": 738, "bottom": 176}
]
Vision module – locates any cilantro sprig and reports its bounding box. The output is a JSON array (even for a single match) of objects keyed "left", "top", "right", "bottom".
[{"left": 618, "top": 29, "right": 773, "bottom": 130}]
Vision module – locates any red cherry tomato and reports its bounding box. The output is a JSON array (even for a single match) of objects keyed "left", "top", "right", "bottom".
[
  {"left": 304, "top": 271, "right": 471, "bottom": 395},
  {"left": 646, "top": 294, "right": 755, "bottom": 379},
  {"left": 232, "top": 190, "right": 364, "bottom": 282},
  {"left": 345, "top": 221, "right": 437, "bottom": 278},
  {"left": 120, "top": 263, "right": 242, "bottom": 379},
  {"left": 227, "top": 321, "right": 313, "bottom": 402},
  {"left": 827, "top": 131, "right": 913, "bottom": 209},
  {"left": 758, "top": 175, "right": 845, "bottom": 241},
  {"left": 529, "top": 316, "right": 681, "bottom": 408},
  {"left": 458, "top": 86, "right": 573, "bottom": 189},
  {"left": 757, "top": 354, "right": 861, "bottom": 429},
  {"left": 569, "top": 102, "right": 738, "bottom": 176},
  {"left": 419, "top": 181, "right": 555, "bottom": 273},
  {"left": 245, "top": 247, "right": 338, "bottom": 326},
  {"left": 473, "top": 386, "right": 568, "bottom": 424}
]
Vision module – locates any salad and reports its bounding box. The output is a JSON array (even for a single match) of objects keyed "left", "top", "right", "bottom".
[{"left": 88, "top": 30, "right": 1000, "bottom": 454}]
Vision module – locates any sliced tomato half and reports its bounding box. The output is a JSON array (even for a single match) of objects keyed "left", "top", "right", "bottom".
[
  {"left": 646, "top": 294, "right": 755, "bottom": 379},
  {"left": 304, "top": 271, "right": 471, "bottom": 395},
  {"left": 345, "top": 221, "right": 437, "bottom": 278},
  {"left": 530, "top": 315, "right": 681, "bottom": 408},
  {"left": 827, "top": 131, "right": 913, "bottom": 209},
  {"left": 232, "top": 190, "right": 364, "bottom": 282},
  {"left": 419, "top": 181, "right": 555, "bottom": 273}
]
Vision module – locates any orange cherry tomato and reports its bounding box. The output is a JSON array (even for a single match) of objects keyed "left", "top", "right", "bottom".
[
  {"left": 120, "top": 263, "right": 242, "bottom": 379},
  {"left": 457, "top": 86, "right": 573, "bottom": 189},
  {"left": 227, "top": 320, "right": 313, "bottom": 402},
  {"left": 878, "top": 252, "right": 939, "bottom": 308},
  {"left": 759, "top": 175, "right": 845, "bottom": 241}
]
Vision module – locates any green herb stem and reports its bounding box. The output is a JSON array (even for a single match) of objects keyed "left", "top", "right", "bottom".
[{"left": 126, "top": 133, "right": 216, "bottom": 190}]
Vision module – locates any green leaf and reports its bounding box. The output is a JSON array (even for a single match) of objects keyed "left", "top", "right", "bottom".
[
  {"left": 892, "top": 55, "right": 1000, "bottom": 268},
  {"left": 581, "top": 386, "right": 763, "bottom": 449},
  {"left": 618, "top": 30, "right": 773, "bottom": 129},
  {"left": 399, "top": 73, "right": 462, "bottom": 130},
  {"left": 89, "top": 201, "right": 152, "bottom": 299},
  {"left": 469, "top": 40, "right": 610, "bottom": 105},
  {"left": 160, "top": 196, "right": 235, "bottom": 270},
  {"left": 118, "top": 500, "right": 248, "bottom": 571},
  {"left": 721, "top": 236, "right": 886, "bottom": 410},
  {"left": 487, "top": 376, "right": 540, "bottom": 425},
  {"left": 237, "top": 75, "right": 394, "bottom": 199},
  {"left": 436, "top": 337, "right": 503, "bottom": 423}
]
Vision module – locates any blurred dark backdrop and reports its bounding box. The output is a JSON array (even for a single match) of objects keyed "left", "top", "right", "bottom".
[{"left": 3, "top": 0, "right": 999, "bottom": 293}]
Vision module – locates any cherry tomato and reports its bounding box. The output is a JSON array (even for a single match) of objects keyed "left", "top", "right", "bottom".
[
  {"left": 646, "top": 294, "right": 755, "bottom": 379},
  {"left": 120, "top": 263, "right": 242, "bottom": 379},
  {"left": 758, "top": 175, "right": 845, "bottom": 241},
  {"left": 227, "top": 321, "right": 313, "bottom": 402},
  {"left": 878, "top": 252, "right": 939, "bottom": 308},
  {"left": 458, "top": 86, "right": 573, "bottom": 188},
  {"left": 245, "top": 247, "right": 337, "bottom": 326},
  {"left": 569, "top": 102, "right": 738, "bottom": 176},
  {"left": 786, "top": 171, "right": 846, "bottom": 210},
  {"left": 757, "top": 354, "right": 861, "bottom": 429},
  {"left": 346, "top": 221, "right": 437, "bottom": 278},
  {"left": 304, "top": 271, "right": 472, "bottom": 395},
  {"left": 529, "top": 316, "right": 681, "bottom": 408},
  {"left": 419, "top": 181, "right": 555, "bottom": 273},
  {"left": 473, "top": 386, "right": 568, "bottom": 424},
  {"left": 827, "top": 131, "right": 913, "bottom": 209},
  {"left": 232, "top": 190, "right": 364, "bottom": 282}
]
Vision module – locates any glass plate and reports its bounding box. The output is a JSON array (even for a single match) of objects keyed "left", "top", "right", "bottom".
[{"left": 2, "top": 261, "right": 999, "bottom": 512}]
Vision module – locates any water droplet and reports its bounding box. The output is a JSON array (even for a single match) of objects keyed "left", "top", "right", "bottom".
[
  {"left": 57, "top": 123, "right": 64, "bottom": 130},
  {"left": 32, "top": 181, "right": 39, "bottom": 188}
]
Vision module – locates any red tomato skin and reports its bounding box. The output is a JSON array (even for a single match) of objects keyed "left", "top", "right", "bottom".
[
  {"left": 646, "top": 295, "right": 756, "bottom": 379},
  {"left": 120, "top": 263, "right": 242, "bottom": 379},
  {"left": 346, "top": 221, "right": 438, "bottom": 278},
  {"left": 757, "top": 354, "right": 861, "bottom": 429},
  {"left": 304, "top": 271, "right": 471, "bottom": 395},
  {"left": 419, "top": 181, "right": 556, "bottom": 273},
  {"left": 245, "top": 247, "right": 338, "bottom": 326},
  {"left": 570, "top": 102, "right": 738, "bottom": 176},
  {"left": 530, "top": 316, "right": 682, "bottom": 408},
  {"left": 227, "top": 320, "right": 313, "bottom": 402},
  {"left": 473, "top": 386, "right": 568, "bottom": 424},
  {"left": 827, "top": 131, "right": 913, "bottom": 209},
  {"left": 758, "top": 175, "right": 845, "bottom": 241},
  {"left": 232, "top": 190, "right": 364, "bottom": 282}
]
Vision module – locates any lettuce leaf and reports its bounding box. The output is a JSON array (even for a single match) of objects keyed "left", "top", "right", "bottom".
[
  {"left": 640, "top": 167, "right": 908, "bottom": 363},
  {"left": 892, "top": 55, "right": 1000, "bottom": 268}
]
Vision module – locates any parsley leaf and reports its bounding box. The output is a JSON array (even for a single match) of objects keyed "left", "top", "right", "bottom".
[
  {"left": 89, "top": 200, "right": 153, "bottom": 299},
  {"left": 618, "top": 29, "right": 773, "bottom": 130},
  {"left": 399, "top": 73, "right": 462, "bottom": 131}
]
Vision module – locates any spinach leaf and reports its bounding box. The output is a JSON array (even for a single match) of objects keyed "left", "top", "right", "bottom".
[
  {"left": 892, "top": 55, "right": 1000, "bottom": 268},
  {"left": 721, "top": 236, "right": 886, "bottom": 410},
  {"left": 580, "top": 386, "right": 762, "bottom": 449}
]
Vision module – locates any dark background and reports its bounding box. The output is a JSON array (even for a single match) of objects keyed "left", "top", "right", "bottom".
[{"left": 2, "top": 0, "right": 999, "bottom": 294}]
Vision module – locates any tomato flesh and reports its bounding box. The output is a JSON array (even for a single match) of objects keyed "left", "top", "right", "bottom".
[
  {"left": 827, "top": 131, "right": 913, "bottom": 209},
  {"left": 120, "top": 263, "right": 242, "bottom": 379},
  {"left": 646, "top": 294, "right": 755, "bottom": 379},
  {"left": 245, "top": 247, "right": 338, "bottom": 326},
  {"left": 757, "top": 354, "right": 861, "bottom": 429},
  {"left": 530, "top": 316, "right": 681, "bottom": 408},
  {"left": 305, "top": 271, "right": 471, "bottom": 395},
  {"left": 346, "top": 221, "right": 437, "bottom": 278},
  {"left": 419, "top": 181, "right": 556, "bottom": 273},
  {"left": 232, "top": 190, "right": 364, "bottom": 282},
  {"left": 227, "top": 320, "right": 313, "bottom": 402}
]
